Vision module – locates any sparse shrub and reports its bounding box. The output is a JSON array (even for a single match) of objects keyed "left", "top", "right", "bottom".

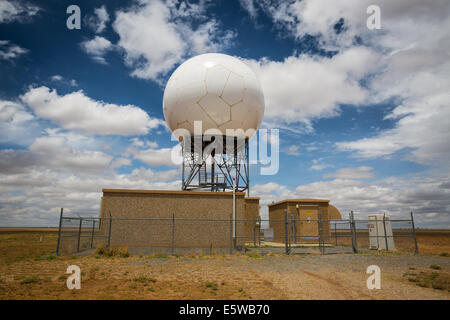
[
  {"left": 430, "top": 264, "right": 442, "bottom": 270},
  {"left": 34, "top": 254, "right": 56, "bottom": 261},
  {"left": 247, "top": 253, "right": 260, "bottom": 259},
  {"left": 430, "top": 272, "right": 439, "bottom": 280},
  {"left": 96, "top": 245, "right": 107, "bottom": 255},
  {"left": 108, "top": 248, "right": 119, "bottom": 257},
  {"left": 408, "top": 269, "right": 448, "bottom": 292},
  {"left": 21, "top": 276, "right": 39, "bottom": 284},
  {"left": 133, "top": 276, "right": 147, "bottom": 283},
  {"left": 205, "top": 281, "right": 218, "bottom": 291},
  {"left": 439, "top": 252, "right": 449, "bottom": 257},
  {"left": 95, "top": 245, "right": 129, "bottom": 257},
  {"left": 133, "top": 275, "right": 157, "bottom": 283},
  {"left": 432, "top": 283, "right": 445, "bottom": 290},
  {"left": 95, "top": 245, "right": 108, "bottom": 256},
  {"left": 416, "top": 282, "right": 428, "bottom": 288},
  {"left": 403, "top": 272, "right": 416, "bottom": 277},
  {"left": 118, "top": 247, "right": 129, "bottom": 258}
]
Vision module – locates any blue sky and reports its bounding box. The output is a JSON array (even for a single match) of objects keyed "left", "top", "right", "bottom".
[{"left": 0, "top": 0, "right": 449, "bottom": 227}]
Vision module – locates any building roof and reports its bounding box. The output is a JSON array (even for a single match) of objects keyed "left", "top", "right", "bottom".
[
  {"left": 328, "top": 204, "right": 342, "bottom": 220},
  {"left": 102, "top": 189, "right": 248, "bottom": 197},
  {"left": 268, "top": 198, "right": 330, "bottom": 207}
]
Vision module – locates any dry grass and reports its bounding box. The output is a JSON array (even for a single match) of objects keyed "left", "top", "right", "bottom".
[
  {"left": 404, "top": 269, "right": 450, "bottom": 291},
  {"left": 0, "top": 230, "right": 449, "bottom": 300},
  {"left": 0, "top": 232, "right": 58, "bottom": 264},
  {"left": 95, "top": 246, "right": 130, "bottom": 258},
  {"left": 329, "top": 229, "right": 450, "bottom": 255},
  {"left": 415, "top": 230, "right": 450, "bottom": 255}
]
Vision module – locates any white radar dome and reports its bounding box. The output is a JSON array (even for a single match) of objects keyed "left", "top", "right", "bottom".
[{"left": 163, "top": 53, "right": 265, "bottom": 138}]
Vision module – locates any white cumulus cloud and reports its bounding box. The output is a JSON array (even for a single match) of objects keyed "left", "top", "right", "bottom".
[
  {"left": 0, "top": 0, "right": 40, "bottom": 24},
  {"left": 80, "top": 36, "right": 113, "bottom": 64},
  {"left": 112, "top": 0, "right": 235, "bottom": 81},
  {"left": 252, "top": 0, "right": 450, "bottom": 167},
  {"left": 133, "top": 145, "right": 181, "bottom": 167},
  {"left": 245, "top": 46, "right": 380, "bottom": 127},
  {"left": 323, "top": 166, "right": 374, "bottom": 179},
  {"left": 85, "top": 5, "right": 110, "bottom": 34},
  {"left": 21, "top": 86, "right": 163, "bottom": 136},
  {"left": 0, "top": 40, "right": 27, "bottom": 60}
]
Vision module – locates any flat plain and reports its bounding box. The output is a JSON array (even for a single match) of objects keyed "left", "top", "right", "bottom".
[{"left": 0, "top": 229, "right": 449, "bottom": 300}]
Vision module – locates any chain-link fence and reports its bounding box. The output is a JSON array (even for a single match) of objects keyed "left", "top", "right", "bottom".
[
  {"left": 286, "top": 211, "right": 419, "bottom": 255},
  {"left": 57, "top": 210, "right": 238, "bottom": 255},
  {"left": 56, "top": 208, "right": 419, "bottom": 256},
  {"left": 56, "top": 212, "right": 109, "bottom": 255}
]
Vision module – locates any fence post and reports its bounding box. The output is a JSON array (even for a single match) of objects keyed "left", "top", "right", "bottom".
[
  {"left": 291, "top": 213, "right": 296, "bottom": 245},
  {"left": 318, "top": 212, "right": 323, "bottom": 255},
  {"left": 334, "top": 222, "right": 338, "bottom": 246},
  {"left": 410, "top": 211, "right": 419, "bottom": 254},
  {"left": 383, "top": 213, "right": 389, "bottom": 250},
  {"left": 90, "top": 220, "right": 95, "bottom": 248},
  {"left": 76, "top": 218, "right": 82, "bottom": 253},
  {"left": 350, "top": 211, "right": 358, "bottom": 253},
  {"left": 107, "top": 211, "right": 112, "bottom": 249},
  {"left": 229, "top": 214, "right": 233, "bottom": 254},
  {"left": 284, "top": 209, "right": 290, "bottom": 254},
  {"left": 258, "top": 218, "right": 261, "bottom": 246},
  {"left": 253, "top": 222, "right": 256, "bottom": 246},
  {"left": 56, "top": 208, "right": 63, "bottom": 256},
  {"left": 171, "top": 214, "right": 175, "bottom": 256}
]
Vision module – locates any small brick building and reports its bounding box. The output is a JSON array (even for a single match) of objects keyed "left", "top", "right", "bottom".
[
  {"left": 100, "top": 189, "right": 260, "bottom": 253},
  {"left": 268, "top": 199, "right": 341, "bottom": 243}
]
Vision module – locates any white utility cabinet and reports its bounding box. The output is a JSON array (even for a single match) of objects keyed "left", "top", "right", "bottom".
[{"left": 368, "top": 214, "right": 395, "bottom": 250}]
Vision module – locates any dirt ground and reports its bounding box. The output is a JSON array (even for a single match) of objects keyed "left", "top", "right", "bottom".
[{"left": 0, "top": 230, "right": 449, "bottom": 300}]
